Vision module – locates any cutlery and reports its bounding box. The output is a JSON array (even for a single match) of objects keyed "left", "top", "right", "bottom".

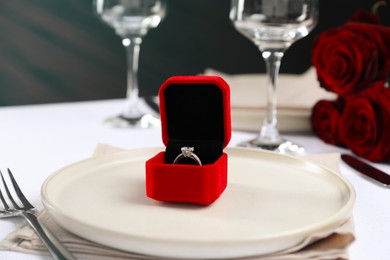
[
  {"left": 341, "top": 154, "right": 390, "bottom": 187},
  {"left": 0, "top": 169, "right": 76, "bottom": 260}
]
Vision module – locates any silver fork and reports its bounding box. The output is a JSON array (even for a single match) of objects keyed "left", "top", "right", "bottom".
[{"left": 0, "top": 169, "right": 76, "bottom": 260}]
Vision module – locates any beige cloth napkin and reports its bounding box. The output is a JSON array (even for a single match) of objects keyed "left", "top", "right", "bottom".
[
  {"left": 205, "top": 68, "right": 336, "bottom": 133},
  {"left": 0, "top": 144, "right": 355, "bottom": 260}
]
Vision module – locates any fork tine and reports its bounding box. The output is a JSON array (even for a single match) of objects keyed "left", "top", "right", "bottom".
[
  {"left": 0, "top": 171, "right": 10, "bottom": 211},
  {"left": 0, "top": 169, "right": 22, "bottom": 210},
  {"left": 0, "top": 187, "right": 5, "bottom": 207},
  {"left": 0, "top": 170, "right": 14, "bottom": 211},
  {"left": 7, "top": 169, "right": 34, "bottom": 210}
]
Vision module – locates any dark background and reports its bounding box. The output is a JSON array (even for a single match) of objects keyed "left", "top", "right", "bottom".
[{"left": 0, "top": 0, "right": 389, "bottom": 106}]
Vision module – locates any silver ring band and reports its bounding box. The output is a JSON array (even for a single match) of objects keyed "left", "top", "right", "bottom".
[{"left": 173, "top": 147, "right": 202, "bottom": 166}]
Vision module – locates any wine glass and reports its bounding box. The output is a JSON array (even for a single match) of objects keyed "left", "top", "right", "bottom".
[
  {"left": 230, "top": 0, "right": 318, "bottom": 154},
  {"left": 94, "top": 0, "right": 165, "bottom": 128}
]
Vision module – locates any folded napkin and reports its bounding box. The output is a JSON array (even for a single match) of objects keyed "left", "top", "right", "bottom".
[
  {"left": 0, "top": 144, "right": 355, "bottom": 260},
  {"left": 205, "top": 68, "right": 336, "bottom": 133}
]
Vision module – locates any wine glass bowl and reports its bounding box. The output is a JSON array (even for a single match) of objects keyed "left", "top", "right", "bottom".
[
  {"left": 97, "top": 1, "right": 163, "bottom": 37},
  {"left": 230, "top": 0, "right": 318, "bottom": 154},
  {"left": 94, "top": 0, "right": 165, "bottom": 128},
  {"left": 231, "top": 1, "right": 317, "bottom": 51}
]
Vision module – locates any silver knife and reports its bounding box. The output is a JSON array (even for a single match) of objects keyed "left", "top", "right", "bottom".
[{"left": 341, "top": 154, "right": 390, "bottom": 187}]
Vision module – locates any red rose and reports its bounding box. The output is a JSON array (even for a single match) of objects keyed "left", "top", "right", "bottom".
[
  {"left": 311, "top": 99, "right": 344, "bottom": 145},
  {"left": 312, "top": 23, "right": 390, "bottom": 96},
  {"left": 339, "top": 81, "right": 390, "bottom": 161}
]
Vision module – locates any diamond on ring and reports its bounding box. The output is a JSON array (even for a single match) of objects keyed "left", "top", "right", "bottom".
[{"left": 181, "top": 147, "right": 194, "bottom": 157}]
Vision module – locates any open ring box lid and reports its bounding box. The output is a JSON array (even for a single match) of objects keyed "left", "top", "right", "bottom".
[{"left": 145, "top": 76, "right": 231, "bottom": 205}]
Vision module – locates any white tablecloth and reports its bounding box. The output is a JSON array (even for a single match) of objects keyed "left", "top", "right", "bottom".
[{"left": 0, "top": 99, "right": 389, "bottom": 260}]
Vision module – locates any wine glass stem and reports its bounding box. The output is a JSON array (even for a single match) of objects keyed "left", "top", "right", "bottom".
[
  {"left": 259, "top": 50, "right": 284, "bottom": 144},
  {"left": 122, "top": 37, "right": 142, "bottom": 118}
]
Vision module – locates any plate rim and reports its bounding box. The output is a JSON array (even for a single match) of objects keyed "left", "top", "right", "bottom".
[{"left": 41, "top": 147, "right": 355, "bottom": 258}]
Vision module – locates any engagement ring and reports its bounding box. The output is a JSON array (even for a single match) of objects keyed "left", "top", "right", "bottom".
[{"left": 173, "top": 147, "right": 202, "bottom": 166}]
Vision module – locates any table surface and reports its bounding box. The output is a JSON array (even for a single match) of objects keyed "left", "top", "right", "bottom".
[{"left": 0, "top": 99, "right": 389, "bottom": 260}]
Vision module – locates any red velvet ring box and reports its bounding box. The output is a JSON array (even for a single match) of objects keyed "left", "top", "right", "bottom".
[{"left": 145, "top": 76, "right": 231, "bottom": 205}]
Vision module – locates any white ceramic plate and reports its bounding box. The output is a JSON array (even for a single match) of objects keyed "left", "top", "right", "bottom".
[{"left": 41, "top": 147, "right": 355, "bottom": 259}]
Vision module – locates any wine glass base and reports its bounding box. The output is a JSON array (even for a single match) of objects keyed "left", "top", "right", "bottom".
[
  {"left": 238, "top": 139, "right": 305, "bottom": 156},
  {"left": 104, "top": 114, "right": 160, "bottom": 128}
]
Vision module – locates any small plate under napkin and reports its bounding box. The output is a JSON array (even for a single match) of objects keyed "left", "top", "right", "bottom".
[{"left": 205, "top": 68, "right": 336, "bottom": 132}]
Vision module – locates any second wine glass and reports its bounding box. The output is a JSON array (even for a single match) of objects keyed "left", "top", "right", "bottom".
[
  {"left": 230, "top": 0, "right": 318, "bottom": 155},
  {"left": 95, "top": 0, "right": 165, "bottom": 128}
]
